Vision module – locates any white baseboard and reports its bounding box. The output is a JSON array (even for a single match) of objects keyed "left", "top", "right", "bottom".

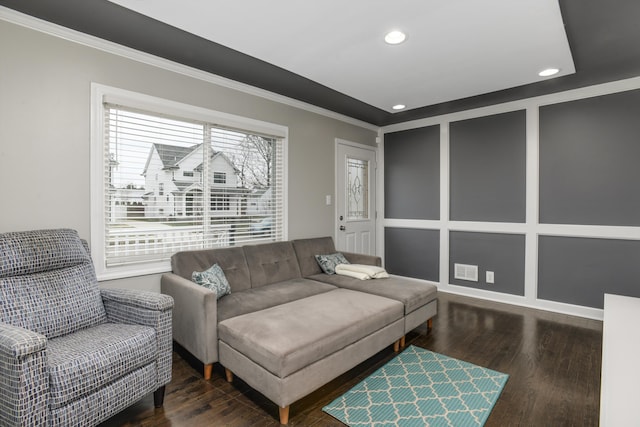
[{"left": 390, "top": 274, "right": 604, "bottom": 321}]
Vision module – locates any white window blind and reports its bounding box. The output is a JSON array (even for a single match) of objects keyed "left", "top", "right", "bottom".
[{"left": 101, "top": 102, "right": 285, "bottom": 271}]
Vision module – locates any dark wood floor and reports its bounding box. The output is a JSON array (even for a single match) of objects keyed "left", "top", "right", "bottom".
[{"left": 100, "top": 292, "right": 603, "bottom": 426}]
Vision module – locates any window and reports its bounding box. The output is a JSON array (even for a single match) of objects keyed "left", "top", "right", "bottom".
[
  {"left": 211, "top": 194, "right": 231, "bottom": 211},
  {"left": 91, "top": 84, "right": 287, "bottom": 279},
  {"left": 213, "top": 172, "right": 226, "bottom": 184}
]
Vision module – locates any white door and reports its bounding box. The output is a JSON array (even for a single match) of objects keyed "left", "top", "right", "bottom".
[{"left": 336, "top": 140, "right": 377, "bottom": 255}]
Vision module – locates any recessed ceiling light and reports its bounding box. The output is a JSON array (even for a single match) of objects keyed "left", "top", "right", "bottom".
[
  {"left": 385, "top": 31, "right": 406, "bottom": 45},
  {"left": 392, "top": 104, "right": 406, "bottom": 110},
  {"left": 539, "top": 68, "right": 560, "bottom": 77}
]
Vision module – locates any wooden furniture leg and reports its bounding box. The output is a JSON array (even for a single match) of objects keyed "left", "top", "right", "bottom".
[
  {"left": 204, "top": 364, "right": 213, "bottom": 380},
  {"left": 153, "top": 386, "right": 166, "bottom": 408},
  {"left": 279, "top": 406, "right": 290, "bottom": 425},
  {"left": 427, "top": 318, "right": 433, "bottom": 331},
  {"left": 400, "top": 335, "right": 406, "bottom": 348},
  {"left": 393, "top": 340, "right": 400, "bottom": 352},
  {"left": 225, "top": 368, "right": 234, "bottom": 383}
]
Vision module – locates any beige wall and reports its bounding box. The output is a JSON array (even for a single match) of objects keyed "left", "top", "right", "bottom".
[{"left": 0, "top": 19, "right": 377, "bottom": 291}]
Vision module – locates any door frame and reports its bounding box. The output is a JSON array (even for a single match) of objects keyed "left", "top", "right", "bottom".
[{"left": 334, "top": 138, "right": 379, "bottom": 253}]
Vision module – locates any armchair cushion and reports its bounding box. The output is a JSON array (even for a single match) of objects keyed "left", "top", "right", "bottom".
[
  {"left": 0, "top": 228, "right": 89, "bottom": 278},
  {"left": 47, "top": 323, "right": 157, "bottom": 409},
  {"left": 1, "top": 264, "right": 107, "bottom": 339},
  {"left": 0, "top": 229, "right": 106, "bottom": 339}
]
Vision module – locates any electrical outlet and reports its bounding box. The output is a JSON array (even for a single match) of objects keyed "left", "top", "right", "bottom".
[{"left": 486, "top": 271, "right": 494, "bottom": 284}]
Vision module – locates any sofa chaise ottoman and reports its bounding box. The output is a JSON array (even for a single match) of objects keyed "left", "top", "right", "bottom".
[
  {"left": 161, "top": 236, "right": 437, "bottom": 424},
  {"left": 218, "top": 288, "right": 404, "bottom": 424}
]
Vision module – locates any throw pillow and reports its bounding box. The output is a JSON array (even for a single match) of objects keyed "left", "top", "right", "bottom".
[
  {"left": 315, "top": 252, "right": 350, "bottom": 275},
  {"left": 191, "top": 263, "right": 231, "bottom": 299}
]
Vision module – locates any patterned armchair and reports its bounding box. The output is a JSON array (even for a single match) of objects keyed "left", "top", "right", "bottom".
[{"left": 0, "top": 229, "right": 174, "bottom": 426}]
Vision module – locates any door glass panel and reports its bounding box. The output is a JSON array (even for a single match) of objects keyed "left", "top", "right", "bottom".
[{"left": 347, "top": 157, "right": 368, "bottom": 220}]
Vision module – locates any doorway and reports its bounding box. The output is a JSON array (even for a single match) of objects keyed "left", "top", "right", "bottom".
[{"left": 335, "top": 139, "right": 377, "bottom": 255}]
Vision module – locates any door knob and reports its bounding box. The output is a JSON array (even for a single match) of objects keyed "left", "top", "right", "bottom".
[{"left": 339, "top": 226, "right": 346, "bottom": 231}]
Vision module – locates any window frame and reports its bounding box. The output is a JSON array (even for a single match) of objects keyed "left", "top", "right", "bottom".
[
  {"left": 213, "top": 171, "right": 227, "bottom": 184},
  {"left": 91, "top": 83, "right": 288, "bottom": 280}
]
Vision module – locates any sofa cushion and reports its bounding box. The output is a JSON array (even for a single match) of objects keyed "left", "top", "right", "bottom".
[
  {"left": 243, "top": 241, "right": 302, "bottom": 288},
  {"left": 171, "top": 246, "right": 252, "bottom": 292},
  {"left": 47, "top": 323, "right": 157, "bottom": 409},
  {"left": 217, "top": 278, "right": 336, "bottom": 322},
  {"left": 309, "top": 273, "right": 437, "bottom": 315},
  {"left": 192, "top": 263, "right": 231, "bottom": 299},
  {"left": 218, "top": 288, "right": 403, "bottom": 378},
  {"left": 292, "top": 237, "right": 337, "bottom": 277},
  {"left": 314, "top": 252, "right": 349, "bottom": 275}
]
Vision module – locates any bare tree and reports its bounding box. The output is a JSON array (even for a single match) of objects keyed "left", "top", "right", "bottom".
[{"left": 233, "top": 135, "right": 273, "bottom": 189}]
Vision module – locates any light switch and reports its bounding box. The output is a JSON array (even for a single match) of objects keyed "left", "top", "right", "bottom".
[{"left": 326, "top": 195, "right": 332, "bottom": 205}]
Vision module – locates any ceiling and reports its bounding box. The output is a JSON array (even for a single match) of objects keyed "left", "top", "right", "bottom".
[
  {"left": 1, "top": 0, "right": 640, "bottom": 126},
  {"left": 106, "top": 0, "right": 575, "bottom": 114}
]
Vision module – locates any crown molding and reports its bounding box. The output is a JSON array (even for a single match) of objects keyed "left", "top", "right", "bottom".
[{"left": 0, "top": 6, "right": 379, "bottom": 132}]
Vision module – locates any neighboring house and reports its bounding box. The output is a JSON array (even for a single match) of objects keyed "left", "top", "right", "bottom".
[
  {"left": 141, "top": 143, "right": 244, "bottom": 218},
  {"left": 109, "top": 187, "right": 145, "bottom": 222}
]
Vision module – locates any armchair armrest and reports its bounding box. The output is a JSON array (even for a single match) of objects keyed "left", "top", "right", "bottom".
[
  {"left": 342, "top": 251, "right": 382, "bottom": 267},
  {"left": 0, "top": 323, "right": 47, "bottom": 357},
  {"left": 100, "top": 288, "right": 174, "bottom": 386},
  {"left": 161, "top": 272, "right": 219, "bottom": 373},
  {"left": 101, "top": 288, "right": 174, "bottom": 313},
  {"left": 0, "top": 323, "right": 48, "bottom": 426}
]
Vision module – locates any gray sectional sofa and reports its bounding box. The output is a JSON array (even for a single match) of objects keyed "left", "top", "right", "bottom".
[{"left": 161, "top": 236, "right": 437, "bottom": 424}]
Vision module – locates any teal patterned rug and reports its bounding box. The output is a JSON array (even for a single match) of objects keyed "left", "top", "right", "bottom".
[{"left": 323, "top": 346, "right": 508, "bottom": 427}]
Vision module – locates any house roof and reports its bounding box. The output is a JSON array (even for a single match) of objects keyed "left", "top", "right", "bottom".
[
  {"left": 142, "top": 143, "right": 241, "bottom": 182},
  {"left": 154, "top": 144, "right": 197, "bottom": 169},
  {"left": 193, "top": 152, "right": 240, "bottom": 174},
  {"left": 141, "top": 143, "right": 195, "bottom": 176}
]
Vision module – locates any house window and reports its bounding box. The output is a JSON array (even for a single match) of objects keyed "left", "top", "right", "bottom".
[
  {"left": 213, "top": 172, "right": 226, "bottom": 184},
  {"left": 91, "top": 84, "right": 287, "bottom": 279},
  {"left": 211, "top": 192, "right": 231, "bottom": 211}
]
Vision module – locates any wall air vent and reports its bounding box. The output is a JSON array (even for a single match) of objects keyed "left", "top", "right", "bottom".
[{"left": 454, "top": 263, "right": 478, "bottom": 282}]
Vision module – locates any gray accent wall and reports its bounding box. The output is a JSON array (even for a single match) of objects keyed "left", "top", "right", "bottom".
[
  {"left": 383, "top": 86, "right": 640, "bottom": 313},
  {"left": 449, "top": 232, "right": 525, "bottom": 296},
  {"left": 539, "top": 89, "right": 640, "bottom": 226},
  {"left": 384, "top": 228, "right": 439, "bottom": 282},
  {"left": 449, "top": 110, "right": 526, "bottom": 222},
  {"left": 538, "top": 236, "right": 640, "bottom": 309},
  {"left": 384, "top": 126, "right": 440, "bottom": 220}
]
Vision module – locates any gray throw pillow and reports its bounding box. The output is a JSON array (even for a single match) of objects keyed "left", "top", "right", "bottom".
[
  {"left": 315, "top": 252, "right": 350, "bottom": 275},
  {"left": 192, "top": 263, "right": 231, "bottom": 299}
]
